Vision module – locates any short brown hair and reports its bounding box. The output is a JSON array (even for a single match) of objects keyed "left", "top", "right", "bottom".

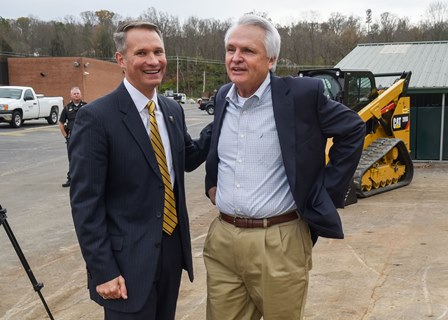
[{"left": 113, "top": 20, "right": 163, "bottom": 53}]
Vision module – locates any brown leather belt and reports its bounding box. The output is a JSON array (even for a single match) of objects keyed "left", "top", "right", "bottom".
[{"left": 219, "top": 210, "right": 299, "bottom": 228}]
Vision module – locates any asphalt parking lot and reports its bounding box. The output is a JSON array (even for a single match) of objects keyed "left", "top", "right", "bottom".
[{"left": 1, "top": 104, "right": 448, "bottom": 319}]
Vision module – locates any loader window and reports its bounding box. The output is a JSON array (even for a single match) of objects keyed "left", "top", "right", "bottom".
[
  {"left": 346, "top": 75, "right": 376, "bottom": 112},
  {"left": 314, "top": 74, "right": 342, "bottom": 101}
]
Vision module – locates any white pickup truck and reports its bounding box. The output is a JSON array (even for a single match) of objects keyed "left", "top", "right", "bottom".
[{"left": 0, "top": 86, "right": 63, "bottom": 128}]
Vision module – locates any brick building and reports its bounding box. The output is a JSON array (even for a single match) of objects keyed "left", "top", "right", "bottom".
[{"left": 7, "top": 57, "right": 124, "bottom": 104}]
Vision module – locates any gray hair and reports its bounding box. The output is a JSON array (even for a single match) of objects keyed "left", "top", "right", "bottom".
[
  {"left": 70, "top": 86, "right": 81, "bottom": 94},
  {"left": 113, "top": 20, "right": 163, "bottom": 54},
  {"left": 224, "top": 14, "right": 281, "bottom": 72}
]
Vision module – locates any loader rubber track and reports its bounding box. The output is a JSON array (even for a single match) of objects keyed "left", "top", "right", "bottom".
[{"left": 353, "top": 138, "right": 414, "bottom": 198}]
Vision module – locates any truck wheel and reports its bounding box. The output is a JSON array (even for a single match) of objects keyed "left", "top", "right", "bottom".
[
  {"left": 206, "top": 106, "right": 215, "bottom": 115},
  {"left": 10, "top": 111, "right": 23, "bottom": 128},
  {"left": 47, "top": 108, "right": 59, "bottom": 124}
]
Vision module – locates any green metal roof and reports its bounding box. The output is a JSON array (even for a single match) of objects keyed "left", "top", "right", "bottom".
[{"left": 335, "top": 41, "right": 448, "bottom": 90}]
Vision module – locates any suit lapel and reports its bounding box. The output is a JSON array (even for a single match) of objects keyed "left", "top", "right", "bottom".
[
  {"left": 212, "top": 84, "right": 232, "bottom": 151},
  {"left": 271, "top": 75, "right": 297, "bottom": 192},
  {"left": 117, "top": 84, "right": 160, "bottom": 175}
]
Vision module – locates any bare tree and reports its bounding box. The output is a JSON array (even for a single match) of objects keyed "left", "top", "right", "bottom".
[
  {"left": 94, "top": 10, "right": 118, "bottom": 58},
  {"left": 339, "top": 16, "right": 362, "bottom": 59},
  {"left": 1, "top": 6, "right": 448, "bottom": 96},
  {"left": 327, "top": 12, "right": 347, "bottom": 36},
  {"left": 378, "top": 12, "right": 399, "bottom": 42},
  {"left": 422, "top": 1, "right": 448, "bottom": 40},
  {"left": 427, "top": 1, "right": 448, "bottom": 24}
]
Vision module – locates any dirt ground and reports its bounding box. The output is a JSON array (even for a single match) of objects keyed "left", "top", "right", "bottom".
[{"left": 1, "top": 116, "right": 447, "bottom": 319}]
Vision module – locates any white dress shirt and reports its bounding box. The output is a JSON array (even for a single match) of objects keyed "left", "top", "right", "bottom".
[{"left": 124, "top": 79, "right": 175, "bottom": 187}]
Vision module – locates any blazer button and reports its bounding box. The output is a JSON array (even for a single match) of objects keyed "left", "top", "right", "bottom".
[
  {"left": 156, "top": 212, "right": 162, "bottom": 218},
  {"left": 155, "top": 242, "right": 161, "bottom": 248}
]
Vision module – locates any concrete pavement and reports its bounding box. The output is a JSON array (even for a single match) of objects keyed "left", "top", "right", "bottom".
[{"left": 1, "top": 111, "right": 448, "bottom": 319}]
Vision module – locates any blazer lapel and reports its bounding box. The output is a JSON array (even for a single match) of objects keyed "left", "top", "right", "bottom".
[
  {"left": 271, "top": 75, "right": 297, "bottom": 193},
  {"left": 212, "top": 84, "right": 232, "bottom": 151}
]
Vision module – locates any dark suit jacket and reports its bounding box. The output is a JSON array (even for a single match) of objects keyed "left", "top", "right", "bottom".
[
  {"left": 69, "top": 83, "right": 211, "bottom": 313},
  {"left": 205, "top": 74, "right": 365, "bottom": 242}
]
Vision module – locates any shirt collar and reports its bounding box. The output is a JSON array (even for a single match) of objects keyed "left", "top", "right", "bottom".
[
  {"left": 124, "top": 78, "right": 159, "bottom": 113},
  {"left": 226, "top": 73, "right": 271, "bottom": 107}
]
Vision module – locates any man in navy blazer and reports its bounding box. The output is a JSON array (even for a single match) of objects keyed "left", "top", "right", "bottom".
[
  {"left": 69, "top": 21, "right": 211, "bottom": 320},
  {"left": 203, "top": 15, "right": 365, "bottom": 319}
]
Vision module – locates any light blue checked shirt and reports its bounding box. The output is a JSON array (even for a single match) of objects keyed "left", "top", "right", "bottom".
[{"left": 216, "top": 74, "right": 296, "bottom": 218}]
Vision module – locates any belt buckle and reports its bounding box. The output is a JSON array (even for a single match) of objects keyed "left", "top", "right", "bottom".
[
  {"left": 234, "top": 216, "right": 249, "bottom": 228},
  {"left": 237, "top": 216, "right": 248, "bottom": 228}
]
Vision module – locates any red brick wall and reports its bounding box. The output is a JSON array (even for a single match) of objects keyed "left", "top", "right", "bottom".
[
  {"left": 8, "top": 57, "right": 124, "bottom": 104},
  {"left": 80, "top": 57, "right": 124, "bottom": 103}
]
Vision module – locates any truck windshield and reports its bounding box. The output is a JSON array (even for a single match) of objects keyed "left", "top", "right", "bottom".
[{"left": 0, "top": 88, "right": 22, "bottom": 99}]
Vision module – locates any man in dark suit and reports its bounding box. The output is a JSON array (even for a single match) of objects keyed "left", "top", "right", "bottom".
[
  {"left": 203, "top": 15, "right": 365, "bottom": 319},
  {"left": 69, "top": 21, "right": 211, "bottom": 320}
]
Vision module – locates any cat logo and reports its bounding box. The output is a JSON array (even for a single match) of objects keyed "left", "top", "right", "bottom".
[{"left": 392, "top": 114, "right": 409, "bottom": 131}]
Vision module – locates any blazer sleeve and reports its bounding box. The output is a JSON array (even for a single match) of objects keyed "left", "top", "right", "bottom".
[
  {"left": 69, "top": 105, "right": 121, "bottom": 286},
  {"left": 316, "top": 81, "right": 366, "bottom": 208},
  {"left": 184, "top": 119, "right": 213, "bottom": 172},
  {"left": 159, "top": 96, "right": 212, "bottom": 173}
]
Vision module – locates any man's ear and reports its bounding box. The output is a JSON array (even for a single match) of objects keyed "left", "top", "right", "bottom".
[
  {"left": 116, "top": 52, "right": 125, "bottom": 68},
  {"left": 268, "top": 56, "right": 276, "bottom": 70}
]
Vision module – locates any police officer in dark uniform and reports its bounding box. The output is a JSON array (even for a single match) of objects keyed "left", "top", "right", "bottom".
[{"left": 59, "top": 87, "right": 87, "bottom": 187}]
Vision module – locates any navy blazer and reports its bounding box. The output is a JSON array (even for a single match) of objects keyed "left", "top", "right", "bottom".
[
  {"left": 206, "top": 74, "right": 365, "bottom": 242},
  {"left": 70, "top": 83, "right": 211, "bottom": 313}
]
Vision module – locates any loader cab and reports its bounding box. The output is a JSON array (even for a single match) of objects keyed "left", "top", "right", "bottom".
[
  {"left": 344, "top": 71, "right": 378, "bottom": 111},
  {"left": 298, "top": 68, "right": 378, "bottom": 112}
]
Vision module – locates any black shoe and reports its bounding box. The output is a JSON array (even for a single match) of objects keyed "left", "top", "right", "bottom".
[{"left": 62, "top": 181, "right": 71, "bottom": 188}]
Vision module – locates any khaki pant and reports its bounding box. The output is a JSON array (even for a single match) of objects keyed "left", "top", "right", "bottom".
[{"left": 203, "top": 216, "right": 313, "bottom": 320}]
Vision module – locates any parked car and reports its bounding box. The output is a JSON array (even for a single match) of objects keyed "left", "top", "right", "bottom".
[
  {"left": 0, "top": 86, "right": 63, "bottom": 128},
  {"left": 174, "top": 93, "right": 187, "bottom": 104},
  {"left": 198, "top": 96, "right": 215, "bottom": 115},
  {"left": 164, "top": 91, "right": 187, "bottom": 104}
]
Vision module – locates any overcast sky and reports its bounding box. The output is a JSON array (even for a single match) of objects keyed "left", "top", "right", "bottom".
[{"left": 1, "top": 0, "right": 438, "bottom": 25}]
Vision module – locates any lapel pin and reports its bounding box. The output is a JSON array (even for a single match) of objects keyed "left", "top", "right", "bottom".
[{"left": 169, "top": 116, "right": 174, "bottom": 122}]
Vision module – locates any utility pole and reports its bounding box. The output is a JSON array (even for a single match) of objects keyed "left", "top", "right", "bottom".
[
  {"left": 202, "top": 71, "right": 206, "bottom": 94},
  {"left": 176, "top": 56, "right": 179, "bottom": 93}
]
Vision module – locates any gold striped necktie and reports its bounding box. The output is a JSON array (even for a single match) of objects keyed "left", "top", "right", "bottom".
[{"left": 147, "top": 100, "right": 178, "bottom": 235}]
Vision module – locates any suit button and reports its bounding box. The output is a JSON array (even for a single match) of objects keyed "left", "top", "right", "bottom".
[
  {"left": 155, "top": 242, "right": 161, "bottom": 248},
  {"left": 156, "top": 212, "right": 162, "bottom": 218}
]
